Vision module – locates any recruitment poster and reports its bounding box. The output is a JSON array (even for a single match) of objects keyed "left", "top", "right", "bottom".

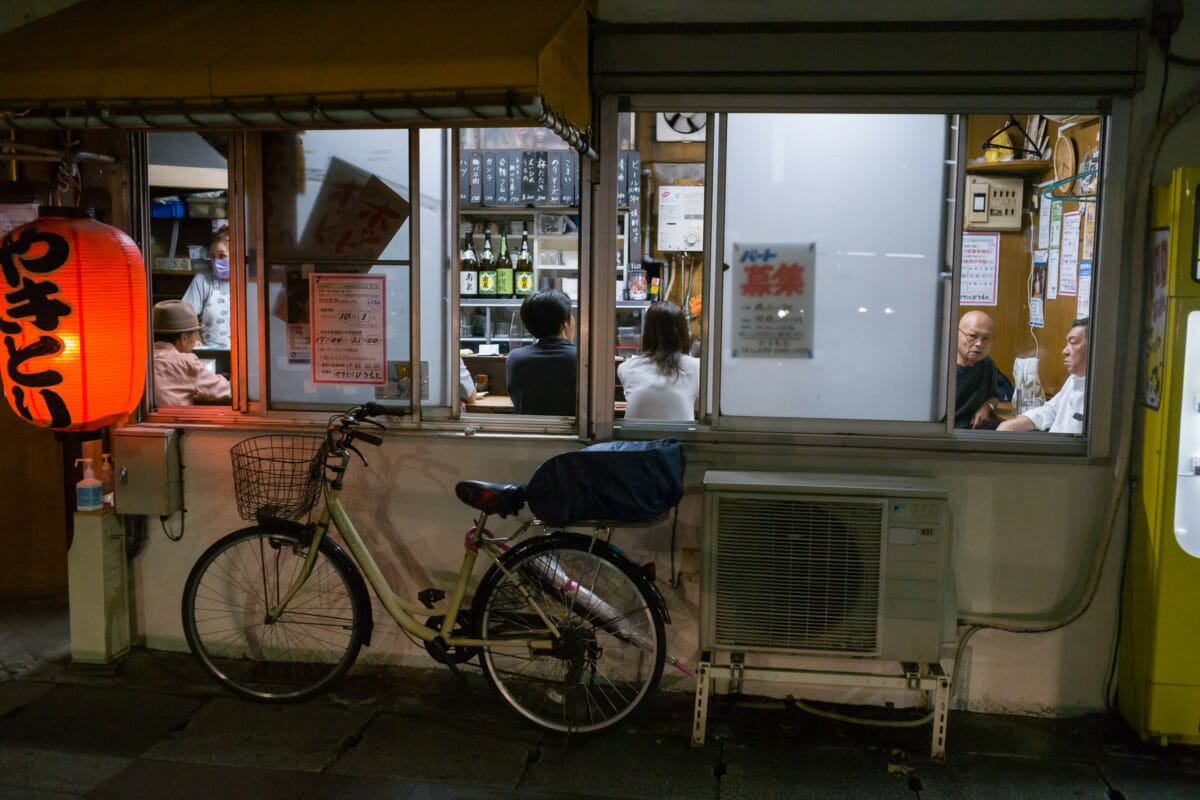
[
  {"left": 730, "top": 242, "right": 815, "bottom": 358},
  {"left": 310, "top": 273, "right": 387, "bottom": 385}
]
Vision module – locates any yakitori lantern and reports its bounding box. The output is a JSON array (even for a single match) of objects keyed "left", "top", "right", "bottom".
[{"left": 0, "top": 209, "right": 147, "bottom": 431}]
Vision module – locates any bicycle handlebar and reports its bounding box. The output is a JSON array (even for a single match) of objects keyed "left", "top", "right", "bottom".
[
  {"left": 356, "top": 402, "right": 410, "bottom": 419},
  {"left": 325, "top": 402, "right": 409, "bottom": 456}
]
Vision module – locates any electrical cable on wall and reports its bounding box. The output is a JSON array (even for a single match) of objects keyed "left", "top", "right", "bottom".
[
  {"left": 956, "top": 77, "right": 1200, "bottom": 638},
  {"left": 158, "top": 430, "right": 186, "bottom": 541}
]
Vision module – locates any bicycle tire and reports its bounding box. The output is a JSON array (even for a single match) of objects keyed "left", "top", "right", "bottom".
[
  {"left": 471, "top": 533, "right": 666, "bottom": 734},
  {"left": 182, "top": 526, "right": 368, "bottom": 702}
]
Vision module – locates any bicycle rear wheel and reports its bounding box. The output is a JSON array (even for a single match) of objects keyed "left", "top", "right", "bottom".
[
  {"left": 471, "top": 534, "right": 666, "bottom": 734},
  {"left": 182, "top": 526, "right": 368, "bottom": 702}
]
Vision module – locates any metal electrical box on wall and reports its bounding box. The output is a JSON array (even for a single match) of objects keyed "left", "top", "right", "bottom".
[
  {"left": 113, "top": 427, "right": 181, "bottom": 516},
  {"left": 963, "top": 175, "right": 1024, "bottom": 231}
]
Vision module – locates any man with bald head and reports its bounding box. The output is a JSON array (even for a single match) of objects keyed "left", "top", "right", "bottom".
[{"left": 955, "top": 310, "right": 1013, "bottom": 429}]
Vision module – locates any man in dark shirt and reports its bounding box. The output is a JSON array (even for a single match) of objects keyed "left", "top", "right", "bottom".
[
  {"left": 956, "top": 310, "right": 1013, "bottom": 429},
  {"left": 506, "top": 289, "right": 577, "bottom": 415}
]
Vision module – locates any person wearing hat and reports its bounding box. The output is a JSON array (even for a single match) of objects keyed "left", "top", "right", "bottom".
[{"left": 152, "top": 299, "right": 231, "bottom": 406}]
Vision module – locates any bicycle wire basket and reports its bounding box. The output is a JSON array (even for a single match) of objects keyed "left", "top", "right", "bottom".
[{"left": 230, "top": 435, "right": 328, "bottom": 522}]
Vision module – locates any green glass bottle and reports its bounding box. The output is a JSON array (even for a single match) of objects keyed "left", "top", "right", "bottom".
[
  {"left": 514, "top": 226, "right": 535, "bottom": 297},
  {"left": 496, "top": 232, "right": 515, "bottom": 298},
  {"left": 459, "top": 223, "right": 478, "bottom": 299},
  {"left": 477, "top": 225, "right": 497, "bottom": 297}
]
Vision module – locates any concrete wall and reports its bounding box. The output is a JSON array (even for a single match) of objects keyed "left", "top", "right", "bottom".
[{"left": 132, "top": 426, "right": 1121, "bottom": 715}]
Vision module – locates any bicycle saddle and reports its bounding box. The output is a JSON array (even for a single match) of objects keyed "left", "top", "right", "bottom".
[{"left": 455, "top": 481, "right": 527, "bottom": 517}]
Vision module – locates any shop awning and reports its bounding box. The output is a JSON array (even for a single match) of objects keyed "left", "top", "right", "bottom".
[{"left": 0, "top": 0, "right": 590, "bottom": 150}]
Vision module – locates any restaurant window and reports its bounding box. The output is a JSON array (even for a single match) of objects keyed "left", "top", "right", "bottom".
[
  {"left": 951, "top": 114, "right": 1103, "bottom": 436},
  {"left": 716, "top": 113, "right": 950, "bottom": 425},
  {"left": 613, "top": 111, "right": 705, "bottom": 426},
  {"left": 611, "top": 105, "right": 1106, "bottom": 442},
  {"left": 456, "top": 127, "right": 582, "bottom": 417},
  {"left": 145, "top": 132, "right": 233, "bottom": 409},
  {"left": 256, "top": 128, "right": 453, "bottom": 412},
  {"left": 147, "top": 124, "right": 591, "bottom": 419}
]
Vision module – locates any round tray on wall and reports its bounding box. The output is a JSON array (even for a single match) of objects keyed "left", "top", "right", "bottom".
[{"left": 1053, "top": 135, "right": 1077, "bottom": 196}]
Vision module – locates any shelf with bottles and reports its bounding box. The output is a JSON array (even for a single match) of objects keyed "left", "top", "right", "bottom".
[
  {"left": 457, "top": 210, "right": 631, "bottom": 307},
  {"left": 458, "top": 211, "right": 569, "bottom": 302}
]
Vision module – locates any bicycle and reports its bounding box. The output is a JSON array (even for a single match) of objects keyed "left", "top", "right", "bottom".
[{"left": 182, "top": 402, "right": 684, "bottom": 734}]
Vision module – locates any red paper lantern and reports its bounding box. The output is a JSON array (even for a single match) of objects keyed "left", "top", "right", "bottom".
[{"left": 0, "top": 210, "right": 147, "bottom": 431}]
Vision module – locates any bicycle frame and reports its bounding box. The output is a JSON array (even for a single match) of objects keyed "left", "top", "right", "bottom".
[{"left": 266, "top": 450, "right": 559, "bottom": 652}]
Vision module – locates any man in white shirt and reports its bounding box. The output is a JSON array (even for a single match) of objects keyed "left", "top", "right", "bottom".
[{"left": 998, "top": 318, "right": 1087, "bottom": 434}]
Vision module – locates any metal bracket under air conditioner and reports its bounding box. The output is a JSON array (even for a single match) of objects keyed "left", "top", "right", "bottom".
[{"left": 691, "top": 653, "right": 952, "bottom": 762}]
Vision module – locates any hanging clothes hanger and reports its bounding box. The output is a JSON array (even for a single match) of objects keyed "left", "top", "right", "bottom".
[
  {"left": 1041, "top": 170, "right": 1098, "bottom": 203},
  {"left": 983, "top": 115, "right": 1046, "bottom": 160}
]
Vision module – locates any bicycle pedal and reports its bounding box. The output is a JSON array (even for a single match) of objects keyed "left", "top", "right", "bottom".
[{"left": 417, "top": 588, "right": 445, "bottom": 609}]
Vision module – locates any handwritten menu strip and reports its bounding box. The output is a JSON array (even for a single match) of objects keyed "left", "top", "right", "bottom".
[
  {"left": 310, "top": 273, "right": 387, "bottom": 386},
  {"left": 482, "top": 151, "right": 496, "bottom": 206},
  {"left": 1058, "top": 211, "right": 1081, "bottom": 296}
]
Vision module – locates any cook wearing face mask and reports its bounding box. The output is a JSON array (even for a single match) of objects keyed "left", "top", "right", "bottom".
[{"left": 181, "top": 227, "right": 232, "bottom": 349}]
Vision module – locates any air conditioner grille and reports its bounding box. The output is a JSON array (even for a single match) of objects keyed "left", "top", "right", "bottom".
[{"left": 711, "top": 496, "right": 884, "bottom": 654}]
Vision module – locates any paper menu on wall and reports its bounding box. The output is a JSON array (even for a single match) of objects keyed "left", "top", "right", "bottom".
[
  {"left": 310, "top": 273, "right": 387, "bottom": 385},
  {"left": 1047, "top": 249, "right": 1060, "bottom": 300},
  {"left": 1058, "top": 210, "right": 1081, "bottom": 296},
  {"left": 1049, "top": 200, "right": 1063, "bottom": 248},
  {"left": 1076, "top": 261, "right": 1091, "bottom": 319},
  {"left": 1030, "top": 297, "right": 1045, "bottom": 328},
  {"left": 1037, "top": 197, "right": 1052, "bottom": 250},
  {"left": 1046, "top": 201, "right": 1063, "bottom": 300},
  {"left": 1081, "top": 204, "right": 1096, "bottom": 262},
  {"left": 960, "top": 232, "right": 1000, "bottom": 306}
]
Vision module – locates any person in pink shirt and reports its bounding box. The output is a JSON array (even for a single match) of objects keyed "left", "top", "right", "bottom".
[{"left": 151, "top": 300, "right": 231, "bottom": 406}]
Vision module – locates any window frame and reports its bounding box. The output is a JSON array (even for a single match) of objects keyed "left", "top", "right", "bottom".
[
  {"left": 132, "top": 92, "right": 1128, "bottom": 462},
  {"left": 607, "top": 93, "right": 1126, "bottom": 458}
]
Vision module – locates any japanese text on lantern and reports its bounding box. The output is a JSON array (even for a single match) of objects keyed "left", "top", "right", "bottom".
[
  {"left": 0, "top": 226, "right": 74, "bottom": 427},
  {"left": 731, "top": 242, "right": 815, "bottom": 359}
]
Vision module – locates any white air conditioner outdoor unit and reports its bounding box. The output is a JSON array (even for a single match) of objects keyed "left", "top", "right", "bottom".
[{"left": 701, "top": 471, "right": 956, "bottom": 664}]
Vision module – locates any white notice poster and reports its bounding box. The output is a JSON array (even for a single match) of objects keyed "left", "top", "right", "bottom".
[
  {"left": 1030, "top": 297, "right": 1045, "bottom": 328},
  {"left": 1076, "top": 261, "right": 1092, "bottom": 319},
  {"left": 310, "top": 273, "right": 387, "bottom": 385},
  {"left": 730, "top": 242, "right": 815, "bottom": 358},
  {"left": 1047, "top": 201, "right": 1063, "bottom": 300},
  {"left": 1037, "top": 197, "right": 1052, "bottom": 250},
  {"left": 960, "top": 233, "right": 1000, "bottom": 306},
  {"left": 1059, "top": 211, "right": 1081, "bottom": 296}
]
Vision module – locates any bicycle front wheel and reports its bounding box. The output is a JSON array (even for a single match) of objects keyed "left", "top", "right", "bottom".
[
  {"left": 471, "top": 534, "right": 666, "bottom": 734},
  {"left": 182, "top": 526, "right": 368, "bottom": 702}
]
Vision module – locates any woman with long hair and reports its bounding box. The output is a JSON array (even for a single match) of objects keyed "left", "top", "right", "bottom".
[{"left": 618, "top": 300, "right": 699, "bottom": 420}]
